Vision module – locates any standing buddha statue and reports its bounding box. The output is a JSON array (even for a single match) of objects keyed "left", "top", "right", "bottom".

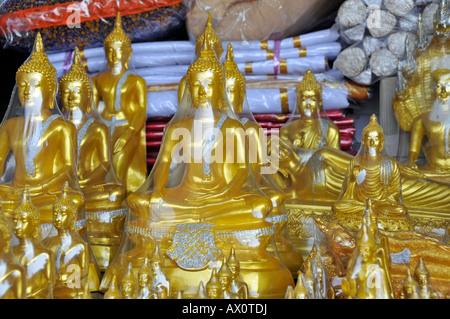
[
  {"left": 0, "top": 211, "right": 26, "bottom": 299},
  {"left": 400, "top": 267, "right": 421, "bottom": 299},
  {"left": 0, "top": 33, "right": 84, "bottom": 232},
  {"left": 42, "top": 182, "right": 90, "bottom": 299},
  {"left": 59, "top": 47, "right": 128, "bottom": 271},
  {"left": 11, "top": 186, "right": 56, "bottom": 298},
  {"left": 92, "top": 13, "right": 147, "bottom": 193},
  {"left": 413, "top": 257, "right": 440, "bottom": 299},
  {"left": 223, "top": 43, "right": 303, "bottom": 276}
]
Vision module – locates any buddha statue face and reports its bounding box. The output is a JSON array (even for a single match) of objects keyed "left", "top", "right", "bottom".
[
  {"left": 298, "top": 89, "right": 319, "bottom": 118},
  {"left": 206, "top": 285, "right": 221, "bottom": 299},
  {"left": 121, "top": 281, "right": 135, "bottom": 298},
  {"left": 359, "top": 245, "right": 374, "bottom": 264},
  {"left": 12, "top": 211, "right": 36, "bottom": 239},
  {"left": 138, "top": 272, "right": 149, "bottom": 288},
  {"left": 434, "top": 73, "right": 450, "bottom": 103},
  {"left": 189, "top": 70, "right": 223, "bottom": 109},
  {"left": 60, "top": 81, "right": 89, "bottom": 113},
  {"left": 17, "top": 71, "right": 52, "bottom": 110},
  {"left": 363, "top": 130, "right": 384, "bottom": 155},
  {"left": 105, "top": 41, "right": 130, "bottom": 69},
  {"left": 53, "top": 205, "right": 74, "bottom": 231},
  {"left": 218, "top": 273, "right": 230, "bottom": 290},
  {"left": 414, "top": 272, "right": 429, "bottom": 287},
  {"left": 225, "top": 77, "right": 244, "bottom": 114}
]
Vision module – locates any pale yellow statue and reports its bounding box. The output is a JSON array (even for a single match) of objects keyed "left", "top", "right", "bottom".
[
  {"left": 280, "top": 70, "right": 340, "bottom": 150},
  {"left": 227, "top": 248, "right": 249, "bottom": 299},
  {"left": 136, "top": 258, "right": 153, "bottom": 299},
  {"left": 217, "top": 256, "right": 239, "bottom": 298},
  {"left": 341, "top": 220, "right": 394, "bottom": 299},
  {"left": 0, "top": 33, "right": 84, "bottom": 227},
  {"left": 195, "top": 281, "right": 208, "bottom": 299},
  {"left": 206, "top": 268, "right": 223, "bottom": 299},
  {"left": 59, "top": 47, "right": 128, "bottom": 270},
  {"left": 223, "top": 43, "right": 303, "bottom": 275},
  {"left": 292, "top": 272, "right": 310, "bottom": 299},
  {"left": 92, "top": 13, "right": 147, "bottom": 192},
  {"left": 42, "top": 182, "right": 89, "bottom": 299},
  {"left": 332, "top": 114, "right": 414, "bottom": 231},
  {"left": 11, "top": 186, "right": 56, "bottom": 298},
  {"left": 104, "top": 274, "right": 122, "bottom": 299},
  {"left": 413, "top": 257, "right": 440, "bottom": 299},
  {"left": 121, "top": 263, "right": 137, "bottom": 299},
  {"left": 407, "top": 68, "right": 450, "bottom": 182},
  {"left": 400, "top": 267, "right": 421, "bottom": 299},
  {"left": 0, "top": 212, "right": 26, "bottom": 299},
  {"left": 178, "top": 13, "right": 224, "bottom": 104}
]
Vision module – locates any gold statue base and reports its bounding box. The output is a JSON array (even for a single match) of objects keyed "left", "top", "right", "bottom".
[{"left": 90, "top": 244, "right": 120, "bottom": 272}]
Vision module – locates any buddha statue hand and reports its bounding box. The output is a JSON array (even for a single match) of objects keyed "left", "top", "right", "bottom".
[{"left": 113, "top": 127, "right": 134, "bottom": 154}]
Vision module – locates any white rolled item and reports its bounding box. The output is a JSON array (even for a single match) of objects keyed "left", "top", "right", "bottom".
[
  {"left": 146, "top": 87, "right": 349, "bottom": 117},
  {"left": 238, "top": 56, "right": 328, "bottom": 75}
]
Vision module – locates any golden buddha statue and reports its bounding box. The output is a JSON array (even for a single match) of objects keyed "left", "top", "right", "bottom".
[
  {"left": 178, "top": 13, "right": 224, "bottom": 104},
  {"left": 341, "top": 220, "right": 394, "bottom": 299},
  {"left": 332, "top": 115, "right": 414, "bottom": 232},
  {"left": 195, "top": 281, "right": 208, "bottom": 299},
  {"left": 92, "top": 12, "right": 147, "bottom": 193},
  {"left": 400, "top": 267, "right": 421, "bottom": 299},
  {"left": 217, "top": 256, "right": 239, "bottom": 299},
  {"left": 136, "top": 258, "right": 153, "bottom": 299},
  {"left": 223, "top": 43, "right": 303, "bottom": 276},
  {"left": 150, "top": 248, "right": 170, "bottom": 299},
  {"left": 104, "top": 274, "right": 122, "bottom": 299},
  {"left": 59, "top": 47, "right": 128, "bottom": 271},
  {"left": 41, "top": 182, "right": 90, "bottom": 299},
  {"left": 227, "top": 248, "right": 249, "bottom": 299},
  {"left": 302, "top": 259, "right": 317, "bottom": 299},
  {"left": 413, "top": 257, "right": 440, "bottom": 299},
  {"left": 292, "top": 272, "right": 310, "bottom": 299},
  {"left": 280, "top": 70, "right": 340, "bottom": 150},
  {"left": 407, "top": 68, "right": 450, "bottom": 182},
  {"left": 0, "top": 33, "right": 84, "bottom": 231},
  {"left": 0, "top": 212, "right": 26, "bottom": 299},
  {"left": 306, "top": 245, "right": 335, "bottom": 299},
  {"left": 121, "top": 263, "right": 137, "bottom": 299},
  {"left": 393, "top": 0, "right": 450, "bottom": 134},
  {"left": 11, "top": 186, "right": 56, "bottom": 298},
  {"left": 206, "top": 268, "right": 223, "bottom": 299}
]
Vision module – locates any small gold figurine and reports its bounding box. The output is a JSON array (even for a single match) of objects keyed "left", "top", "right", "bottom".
[
  {"left": 332, "top": 114, "right": 414, "bottom": 231},
  {"left": 407, "top": 68, "right": 450, "bottom": 182},
  {"left": 223, "top": 43, "right": 303, "bottom": 276},
  {"left": 59, "top": 47, "right": 128, "bottom": 271},
  {"left": 42, "top": 182, "right": 90, "bottom": 299},
  {"left": 11, "top": 186, "right": 56, "bottom": 299},
  {"left": 195, "top": 281, "right": 208, "bottom": 299},
  {"left": 120, "top": 263, "right": 137, "bottom": 299},
  {"left": 400, "top": 267, "right": 421, "bottom": 299},
  {"left": 227, "top": 248, "right": 249, "bottom": 299},
  {"left": 206, "top": 268, "right": 223, "bottom": 299},
  {"left": 0, "top": 33, "right": 84, "bottom": 227},
  {"left": 136, "top": 258, "right": 153, "bottom": 299},
  {"left": 280, "top": 70, "right": 340, "bottom": 150},
  {"left": 92, "top": 13, "right": 147, "bottom": 192},
  {"left": 413, "top": 257, "right": 440, "bottom": 299},
  {"left": 104, "top": 274, "right": 122, "bottom": 299},
  {"left": 292, "top": 272, "right": 310, "bottom": 299},
  {"left": 0, "top": 211, "right": 26, "bottom": 299}
]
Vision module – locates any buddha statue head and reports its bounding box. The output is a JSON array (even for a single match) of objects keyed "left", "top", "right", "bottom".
[
  {"left": 413, "top": 257, "right": 433, "bottom": 289},
  {"left": 12, "top": 186, "right": 40, "bottom": 239},
  {"left": 206, "top": 268, "right": 223, "bottom": 299},
  {"left": 431, "top": 68, "right": 450, "bottom": 103},
  {"left": 187, "top": 34, "right": 225, "bottom": 110},
  {"left": 362, "top": 114, "right": 385, "bottom": 155},
  {"left": 138, "top": 258, "right": 152, "bottom": 288},
  {"left": 356, "top": 223, "right": 376, "bottom": 265},
  {"left": 402, "top": 267, "right": 421, "bottom": 299},
  {"left": 59, "top": 47, "right": 93, "bottom": 113},
  {"left": 104, "top": 274, "right": 122, "bottom": 299},
  {"left": 223, "top": 44, "right": 246, "bottom": 114},
  {"left": 217, "top": 256, "right": 233, "bottom": 292},
  {"left": 295, "top": 70, "right": 322, "bottom": 118},
  {"left": 195, "top": 13, "right": 223, "bottom": 59},
  {"left": 52, "top": 182, "right": 78, "bottom": 231},
  {"left": 293, "top": 272, "right": 310, "bottom": 299},
  {"left": 16, "top": 33, "right": 57, "bottom": 111},
  {"left": 226, "top": 248, "right": 240, "bottom": 279},
  {"left": 121, "top": 263, "right": 137, "bottom": 299},
  {"left": 104, "top": 12, "right": 132, "bottom": 70},
  {"left": 0, "top": 212, "right": 12, "bottom": 254}
]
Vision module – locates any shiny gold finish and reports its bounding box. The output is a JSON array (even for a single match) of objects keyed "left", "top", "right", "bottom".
[
  {"left": 11, "top": 187, "right": 56, "bottom": 298},
  {"left": 104, "top": 274, "right": 122, "bottom": 299},
  {"left": 206, "top": 268, "right": 223, "bottom": 299},
  {"left": 292, "top": 272, "right": 310, "bottom": 299},
  {"left": 280, "top": 60, "right": 288, "bottom": 74},
  {"left": 223, "top": 43, "right": 303, "bottom": 276},
  {"left": 60, "top": 47, "right": 127, "bottom": 270},
  {"left": 332, "top": 115, "right": 414, "bottom": 232},
  {"left": 0, "top": 33, "right": 84, "bottom": 224},
  {"left": 280, "top": 70, "right": 340, "bottom": 150},
  {"left": 341, "top": 203, "right": 395, "bottom": 299},
  {"left": 293, "top": 36, "right": 302, "bottom": 48},
  {"left": 92, "top": 13, "right": 147, "bottom": 192},
  {"left": 414, "top": 257, "right": 440, "bottom": 299},
  {"left": 42, "top": 182, "right": 89, "bottom": 299},
  {"left": 121, "top": 263, "right": 137, "bottom": 299},
  {"left": 407, "top": 68, "right": 450, "bottom": 182},
  {"left": 136, "top": 258, "right": 153, "bottom": 299},
  {"left": 400, "top": 267, "right": 421, "bottom": 299},
  {"left": 0, "top": 211, "right": 26, "bottom": 299}
]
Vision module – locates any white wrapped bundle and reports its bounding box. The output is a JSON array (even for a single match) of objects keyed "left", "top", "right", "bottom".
[
  {"left": 237, "top": 56, "right": 328, "bottom": 75},
  {"left": 146, "top": 86, "right": 349, "bottom": 117}
]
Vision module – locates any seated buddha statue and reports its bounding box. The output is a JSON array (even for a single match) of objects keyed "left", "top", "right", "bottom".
[
  {"left": 341, "top": 219, "right": 394, "bottom": 299},
  {"left": 332, "top": 114, "right": 415, "bottom": 231},
  {"left": 399, "top": 267, "right": 421, "bottom": 299},
  {"left": 120, "top": 263, "right": 137, "bottom": 299},
  {"left": 59, "top": 47, "right": 128, "bottom": 270},
  {"left": 0, "top": 33, "right": 84, "bottom": 230},
  {"left": 407, "top": 68, "right": 450, "bottom": 183},
  {"left": 223, "top": 43, "right": 303, "bottom": 275},
  {"left": 11, "top": 186, "right": 56, "bottom": 298},
  {"left": 178, "top": 13, "right": 224, "bottom": 104},
  {"left": 413, "top": 257, "right": 440, "bottom": 299},
  {"left": 227, "top": 248, "right": 249, "bottom": 299},
  {"left": 280, "top": 70, "right": 340, "bottom": 150},
  {"left": 206, "top": 268, "right": 223, "bottom": 299},
  {"left": 41, "top": 182, "right": 89, "bottom": 299},
  {"left": 104, "top": 37, "right": 293, "bottom": 299},
  {"left": 92, "top": 13, "right": 147, "bottom": 193},
  {"left": 0, "top": 212, "right": 26, "bottom": 299},
  {"left": 136, "top": 258, "right": 153, "bottom": 299}
]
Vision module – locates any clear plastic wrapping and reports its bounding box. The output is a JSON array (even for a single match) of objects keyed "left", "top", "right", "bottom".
[{"left": 0, "top": 0, "right": 187, "bottom": 52}]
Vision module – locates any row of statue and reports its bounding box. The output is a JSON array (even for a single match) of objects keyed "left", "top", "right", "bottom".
[{"left": 0, "top": 0, "right": 449, "bottom": 299}]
